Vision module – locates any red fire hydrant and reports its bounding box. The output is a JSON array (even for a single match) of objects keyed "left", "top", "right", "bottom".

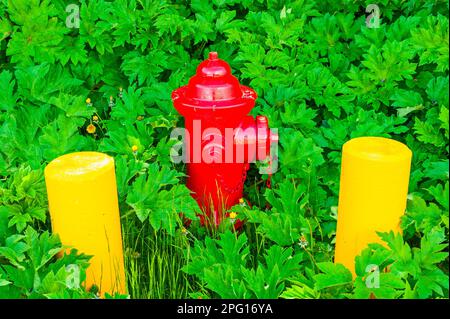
[{"left": 172, "top": 52, "right": 278, "bottom": 226}]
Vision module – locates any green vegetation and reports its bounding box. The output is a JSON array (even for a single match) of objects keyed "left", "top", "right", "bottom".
[{"left": 0, "top": 0, "right": 448, "bottom": 299}]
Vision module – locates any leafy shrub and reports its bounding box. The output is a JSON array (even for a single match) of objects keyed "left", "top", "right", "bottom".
[{"left": 0, "top": 0, "right": 448, "bottom": 299}]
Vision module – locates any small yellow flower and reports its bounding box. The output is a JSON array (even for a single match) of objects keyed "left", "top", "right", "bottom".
[
  {"left": 229, "top": 212, "right": 237, "bottom": 219},
  {"left": 131, "top": 145, "right": 138, "bottom": 153},
  {"left": 86, "top": 124, "right": 96, "bottom": 134},
  {"left": 86, "top": 97, "right": 91, "bottom": 104},
  {"left": 92, "top": 115, "right": 99, "bottom": 122},
  {"left": 239, "top": 198, "right": 245, "bottom": 204},
  {"left": 181, "top": 227, "right": 188, "bottom": 235}
]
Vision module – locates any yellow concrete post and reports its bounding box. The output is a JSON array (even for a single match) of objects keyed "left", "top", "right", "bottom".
[
  {"left": 44, "top": 152, "right": 126, "bottom": 296},
  {"left": 334, "top": 137, "right": 412, "bottom": 275}
]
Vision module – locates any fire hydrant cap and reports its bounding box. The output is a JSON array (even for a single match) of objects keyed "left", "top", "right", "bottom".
[
  {"left": 196, "top": 52, "right": 230, "bottom": 78},
  {"left": 185, "top": 52, "right": 242, "bottom": 101},
  {"left": 173, "top": 52, "right": 256, "bottom": 105}
]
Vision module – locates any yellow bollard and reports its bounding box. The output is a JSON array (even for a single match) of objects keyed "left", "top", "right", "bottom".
[
  {"left": 45, "top": 152, "right": 126, "bottom": 296},
  {"left": 334, "top": 137, "right": 412, "bottom": 275}
]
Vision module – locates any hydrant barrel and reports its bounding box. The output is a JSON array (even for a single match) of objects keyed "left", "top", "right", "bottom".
[{"left": 172, "top": 52, "right": 276, "bottom": 225}]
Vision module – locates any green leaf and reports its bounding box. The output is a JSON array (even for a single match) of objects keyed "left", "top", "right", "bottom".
[
  {"left": 48, "top": 94, "right": 94, "bottom": 118},
  {"left": 415, "top": 269, "right": 448, "bottom": 298},
  {"left": 39, "top": 115, "right": 91, "bottom": 161},
  {"left": 0, "top": 207, "right": 9, "bottom": 244},
  {"left": 0, "top": 278, "right": 11, "bottom": 287},
  {"left": 58, "top": 37, "right": 88, "bottom": 66},
  {"left": 15, "top": 64, "right": 83, "bottom": 103},
  {"left": 0, "top": 234, "right": 28, "bottom": 269},
  {"left": 352, "top": 273, "right": 404, "bottom": 299},
  {"left": 438, "top": 106, "right": 449, "bottom": 138},
  {"left": 404, "top": 194, "right": 445, "bottom": 234},
  {"left": 411, "top": 14, "right": 449, "bottom": 72},
  {"left": 280, "top": 102, "right": 317, "bottom": 130},
  {"left": 361, "top": 41, "right": 416, "bottom": 83},
  {"left": 354, "top": 243, "right": 392, "bottom": 277},
  {"left": 0, "top": 71, "right": 18, "bottom": 112},
  {"left": 204, "top": 265, "right": 248, "bottom": 298},
  {"left": 378, "top": 232, "right": 413, "bottom": 269},
  {"left": 110, "top": 86, "right": 145, "bottom": 123},
  {"left": 183, "top": 231, "right": 250, "bottom": 298},
  {"left": 422, "top": 160, "right": 449, "bottom": 181},
  {"left": 259, "top": 180, "right": 309, "bottom": 246},
  {"left": 126, "top": 163, "right": 199, "bottom": 234},
  {"left": 280, "top": 281, "right": 320, "bottom": 299},
  {"left": 390, "top": 89, "right": 423, "bottom": 108},
  {"left": 216, "top": 231, "right": 250, "bottom": 267},
  {"left": 280, "top": 130, "right": 324, "bottom": 179},
  {"left": 0, "top": 17, "right": 12, "bottom": 41},
  {"left": 24, "top": 228, "right": 62, "bottom": 272},
  {"left": 413, "top": 117, "right": 446, "bottom": 148},
  {"left": 426, "top": 77, "right": 449, "bottom": 107},
  {"left": 413, "top": 229, "right": 448, "bottom": 270},
  {"left": 426, "top": 182, "right": 449, "bottom": 212},
  {"left": 121, "top": 50, "right": 168, "bottom": 85},
  {"left": 6, "top": 0, "right": 68, "bottom": 66},
  {"left": 314, "top": 262, "right": 353, "bottom": 291}
]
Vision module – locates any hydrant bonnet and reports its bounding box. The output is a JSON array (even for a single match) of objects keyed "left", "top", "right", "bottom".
[{"left": 172, "top": 52, "right": 257, "bottom": 117}]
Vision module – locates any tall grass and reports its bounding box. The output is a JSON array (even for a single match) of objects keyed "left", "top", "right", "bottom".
[
  {"left": 120, "top": 172, "right": 270, "bottom": 298},
  {"left": 122, "top": 214, "right": 198, "bottom": 299}
]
